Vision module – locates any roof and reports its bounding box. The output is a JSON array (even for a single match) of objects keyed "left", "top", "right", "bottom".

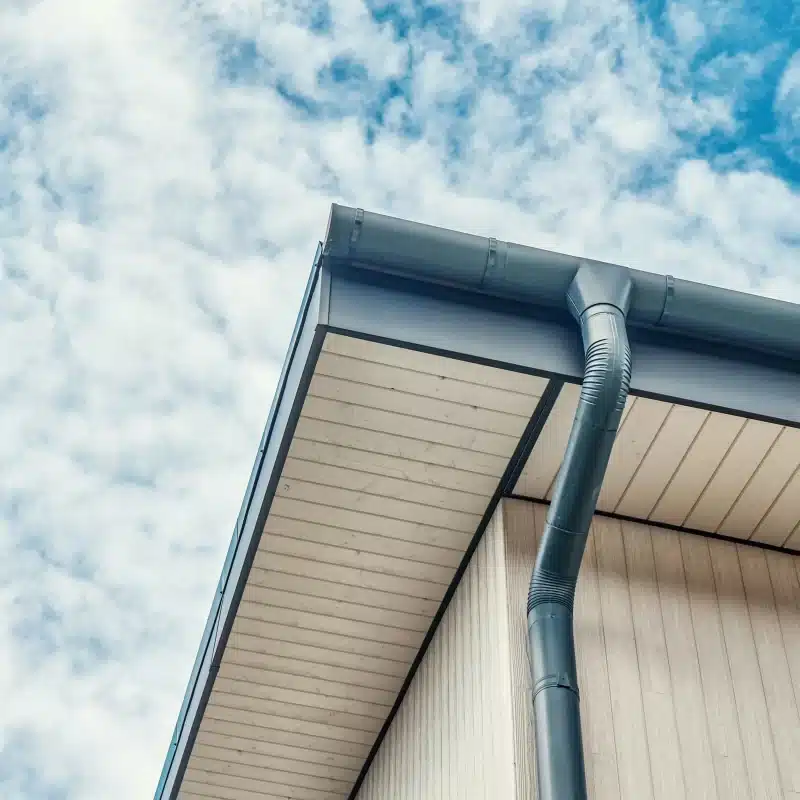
[{"left": 156, "top": 207, "right": 800, "bottom": 800}]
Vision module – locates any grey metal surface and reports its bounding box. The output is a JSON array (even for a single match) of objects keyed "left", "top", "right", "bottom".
[
  {"left": 325, "top": 204, "right": 800, "bottom": 363},
  {"left": 527, "top": 264, "right": 634, "bottom": 800}
]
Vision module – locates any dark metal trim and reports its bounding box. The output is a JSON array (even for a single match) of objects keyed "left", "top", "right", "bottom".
[
  {"left": 506, "top": 494, "right": 800, "bottom": 557},
  {"left": 344, "top": 380, "right": 563, "bottom": 800}
]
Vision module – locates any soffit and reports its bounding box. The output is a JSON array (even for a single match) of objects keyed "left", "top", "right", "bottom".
[
  {"left": 176, "top": 332, "right": 548, "bottom": 800},
  {"left": 515, "top": 384, "right": 800, "bottom": 550}
]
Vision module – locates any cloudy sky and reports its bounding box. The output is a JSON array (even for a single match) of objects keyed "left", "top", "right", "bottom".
[{"left": 0, "top": 0, "right": 798, "bottom": 796}]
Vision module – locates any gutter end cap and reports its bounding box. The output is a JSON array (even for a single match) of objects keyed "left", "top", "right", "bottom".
[
  {"left": 323, "top": 203, "right": 358, "bottom": 258},
  {"left": 567, "top": 261, "right": 633, "bottom": 320}
]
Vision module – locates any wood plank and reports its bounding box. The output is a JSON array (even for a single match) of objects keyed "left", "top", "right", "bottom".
[
  {"left": 686, "top": 420, "right": 782, "bottom": 533},
  {"left": 651, "top": 528, "right": 718, "bottom": 800},
  {"left": 308, "top": 374, "right": 530, "bottom": 438},
  {"left": 301, "top": 395, "right": 518, "bottom": 457},
  {"left": 207, "top": 689, "right": 382, "bottom": 737},
  {"left": 464, "top": 548, "right": 479, "bottom": 798},
  {"left": 514, "top": 383, "right": 579, "bottom": 499},
  {"left": 231, "top": 617, "right": 417, "bottom": 664},
  {"left": 322, "top": 333, "right": 548, "bottom": 395},
  {"left": 288, "top": 430, "right": 500, "bottom": 493},
  {"left": 212, "top": 675, "right": 389, "bottom": 722},
  {"left": 223, "top": 646, "right": 404, "bottom": 695},
  {"left": 247, "top": 557, "right": 441, "bottom": 617},
  {"left": 680, "top": 534, "right": 751, "bottom": 799},
  {"left": 275, "top": 477, "right": 481, "bottom": 532},
  {"left": 181, "top": 784, "right": 320, "bottom": 800},
  {"left": 247, "top": 555, "right": 438, "bottom": 630},
  {"left": 259, "top": 527, "right": 455, "bottom": 586},
  {"left": 199, "top": 716, "right": 369, "bottom": 760},
  {"left": 598, "top": 398, "right": 672, "bottom": 513},
  {"left": 203, "top": 703, "right": 378, "bottom": 749},
  {"left": 235, "top": 602, "right": 424, "bottom": 652},
  {"left": 785, "top": 524, "right": 800, "bottom": 551},
  {"left": 651, "top": 413, "right": 746, "bottom": 527},
  {"left": 616, "top": 405, "right": 709, "bottom": 520},
  {"left": 428, "top": 599, "right": 445, "bottom": 800},
  {"left": 621, "top": 521, "right": 686, "bottom": 800},
  {"left": 705, "top": 540, "right": 784, "bottom": 798},
  {"left": 280, "top": 457, "right": 487, "bottom": 515},
  {"left": 503, "top": 500, "right": 538, "bottom": 799},
  {"left": 472, "top": 529, "right": 488, "bottom": 800},
  {"left": 253, "top": 544, "right": 450, "bottom": 602},
  {"left": 594, "top": 515, "right": 654, "bottom": 800},
  {"left": 183, "top": 770, "right": 341, "bottom": 800},
  {"left": 316, "top": 351, "right": 541, "bottom": 416},
  {"left": 765, "top": 553, "right": 800, "bottom": 726},
  {"left": 264, "top": 514, "right": 463, "bottom": 567},
  {"left": 227, "top": 633, "right": 410, "bottom": 679},
  {"left": 188, "top": 755, "right": 352, "bottom": 793},
  {"left": 216, "top": 662, "right": 395, "bottom": 708},
  {"left": 572, "top": 511, "right": 621, "bottom": 800},
  {"left": 241, "top": 583, "right": 431, "bottom": 633},
  {"left": 268, "top": 495, "right": 474, "bottom": 552},
  {"left": 753, "top": 467, "right": 800, "bottom": 547},
  {"left": 717, "top": 428, "right": 800, "bottom": 540},
  {"left": 190, "top": 735, "right": 360, "bottom": 779},
  {"left": 737, "top": 546, "right": 800, "bottom": 793}
]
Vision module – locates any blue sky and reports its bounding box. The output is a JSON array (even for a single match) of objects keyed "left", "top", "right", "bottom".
[{"left": 0, "top": 0, "right": 797, "bottom": 797}]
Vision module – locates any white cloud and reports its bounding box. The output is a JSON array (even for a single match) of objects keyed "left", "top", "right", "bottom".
[
  {"left": 776, "top": 50, "right": 800, "bottom": 159},
  {"left": 1, "top": 0, "right": 798, "bottom": 797},
  {"left": 667, "top": 2, "right": 705, "bottom": 53}
]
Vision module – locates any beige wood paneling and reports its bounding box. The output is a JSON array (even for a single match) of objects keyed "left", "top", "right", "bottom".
[
  {"left": 179, "top": 335, "right": 545, "bottom": 800},
  {"left": 502, "top": 499, "right": 800, "bottom": 800},
  {"left": 355, "top": 507, "right": 518, "bottom": 800},
  {"left": 516, "top": 393, "right": 800, "bottom": 550}
]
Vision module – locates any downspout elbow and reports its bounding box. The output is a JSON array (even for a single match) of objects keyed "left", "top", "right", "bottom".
[{"left": 526, "top": 264, "right": 632, "bottom": 800}]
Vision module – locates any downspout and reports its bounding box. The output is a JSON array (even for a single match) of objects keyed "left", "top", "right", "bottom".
[{"left": 527, "top": 263, "right": 633, "bottom": 800}]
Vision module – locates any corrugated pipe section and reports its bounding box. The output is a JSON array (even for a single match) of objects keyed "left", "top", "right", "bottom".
[{"left": 527, "top": 264, "right": 633, "bottom": 800}]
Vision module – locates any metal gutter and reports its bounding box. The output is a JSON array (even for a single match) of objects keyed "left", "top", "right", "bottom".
[{"left": 324, "top": 205, "right": 800, "bottom": 363}]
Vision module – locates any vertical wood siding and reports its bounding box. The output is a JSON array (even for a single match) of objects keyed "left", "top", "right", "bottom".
[
  {"left": 355, "top": 507, "right": 518, "bottom": 800},
  {"left": 505, "top": 499, "right": 800, "bottom": 800},
  {"left": 359, "top": 499, "right": 800, "bottom": 800}
]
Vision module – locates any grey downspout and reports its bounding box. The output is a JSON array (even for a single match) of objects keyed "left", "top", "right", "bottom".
[{"left": 527, "top": 263, "right": 633, "bottom": 800}]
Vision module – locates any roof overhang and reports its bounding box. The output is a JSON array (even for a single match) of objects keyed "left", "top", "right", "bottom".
[{"left": 157, "top": 209, "right": 800, "bottom": 800}]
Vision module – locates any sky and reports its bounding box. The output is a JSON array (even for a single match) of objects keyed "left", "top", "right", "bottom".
[{"left": 0, "top": 0, "right": 798, "bottom": 797}]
